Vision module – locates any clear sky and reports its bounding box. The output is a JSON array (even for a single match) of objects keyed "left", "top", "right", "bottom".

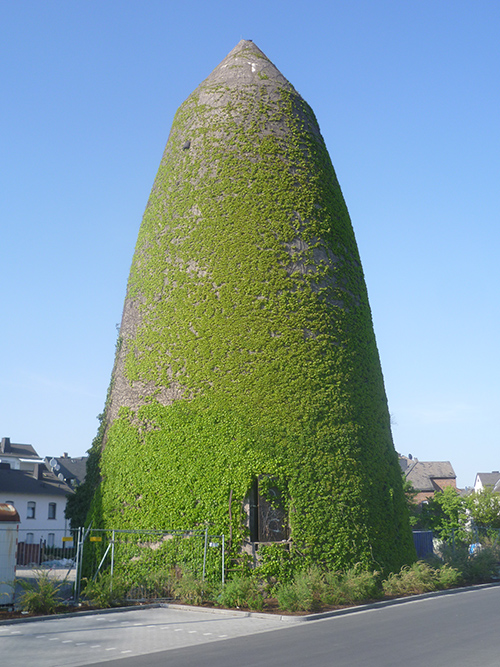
[{"left": 1, "top": 0, "right": 499, "bottom": 488}]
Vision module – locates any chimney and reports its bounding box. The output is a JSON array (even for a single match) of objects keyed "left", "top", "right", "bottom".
[
  {"left": 63, "top": 452, "right": 68, "bottom": 458},
  {"left": 33, "top": 463, "right": 45, "bottom": 480},
  {"left": 1, "top": 437, "right": 11, "bottom": 453}
]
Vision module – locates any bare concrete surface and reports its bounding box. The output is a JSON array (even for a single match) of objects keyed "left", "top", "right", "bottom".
[
  {"left": 0, "top": 605, "right": 297, "bottom": 667},
  {"left": 16, "top": 565, "right": 76, "bottom": 581}
]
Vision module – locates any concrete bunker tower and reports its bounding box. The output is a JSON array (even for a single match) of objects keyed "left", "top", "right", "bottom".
[{"left": 92, "top": 40, "right": 415, "bottom": 572}]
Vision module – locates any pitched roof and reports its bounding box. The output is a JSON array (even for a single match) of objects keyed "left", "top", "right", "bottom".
[
  {"left": 399, "top": 457, "right": 456, "bottom": 492},
  {"left": 45, "top": 455, "right": 87, "bottom": 487},
  {"left": 0, "top": 437, "right": 40, "bottom": 460},
  {"left": 0, "top": 464, "right": 73, "bottom": 497},
  {"left": 475, "top": 472, "right": 500, "bottom": 489}
]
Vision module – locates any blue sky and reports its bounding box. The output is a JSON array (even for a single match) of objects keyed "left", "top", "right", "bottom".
[{"left": 1, "top": 0, "right": 499, "bottom": 488}]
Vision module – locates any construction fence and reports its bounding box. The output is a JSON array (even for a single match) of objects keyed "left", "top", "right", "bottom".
[
  {"left": 15, "top": 528, "right": 77, "bottom": 566},
  {"left": 5, "top": 525, "right": 226, "bottom": 605},
  {"left": 73, "top": 526, "right": 226, "bottom": 602}
]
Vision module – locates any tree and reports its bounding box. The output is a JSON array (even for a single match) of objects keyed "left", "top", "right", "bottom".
[
  {"left": 402, "top": 475, "right": 419, "bottom": 527},
  {"left": 466, "top": 488, "right": 500, "bottom": 537},
  {"left": 419, "top": 486, "right": 468, "bottom": 543}
]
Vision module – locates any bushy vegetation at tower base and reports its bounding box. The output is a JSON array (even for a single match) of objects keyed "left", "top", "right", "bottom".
[{"left": 79, "top": 539, "right": 499, "bottom": 615}]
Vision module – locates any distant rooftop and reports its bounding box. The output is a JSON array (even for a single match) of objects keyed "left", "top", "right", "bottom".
[
  {"left": 45, "top": 454, "right": 87, "bottom": 487},
  {"left": 399, "top": 456, "right": 456, "bottom": 492},
  {"left": 0, "top": 436, "right": 41, "bottom": 460},
  {"left": 0, "top": 463, "right": 73, "bottom": 497},
  {"left": 475, "top": 472, "right": 500, "bottom": 490}
]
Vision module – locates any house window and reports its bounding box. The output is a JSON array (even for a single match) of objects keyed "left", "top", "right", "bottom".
[
  {"left": 47, "top": 533, "right": 55, "bottom": 548},
  {"left": 48, "top": 502, "right": 56, "bottom": 520},
  {"left": 27, "top": 501, "right": 36, "bottom": 519},
  {"left": 26, "top": 532, "right": 34, "bottom": 544}
]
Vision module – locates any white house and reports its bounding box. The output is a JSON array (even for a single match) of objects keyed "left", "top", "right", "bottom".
[
  {"left": 0, "top": 461, "right": 74, "bottom": 563},
  {"left": 473, "top": 471, "right": 500, "bottom": 493}
]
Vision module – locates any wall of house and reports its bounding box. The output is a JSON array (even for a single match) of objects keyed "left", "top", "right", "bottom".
[
  {"left": 432, "top": 478, "right": 457, "bottom": 492},
  {"left": 414, "top": 478, "right": 457, "bottom": 505},
  {"left": 414, "top": 491, "right": 434, "bottom": 505},
  {"left": 0, "top": 492, "right": 70, "bottom": 547},
  {"left": 0, "top": 455, "right": 42, "bottom": 471}
]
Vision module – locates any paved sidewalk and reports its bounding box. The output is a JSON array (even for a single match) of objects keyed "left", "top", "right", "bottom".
[{"left": 0, "top": 605, "right": 297, "bottom": 667}]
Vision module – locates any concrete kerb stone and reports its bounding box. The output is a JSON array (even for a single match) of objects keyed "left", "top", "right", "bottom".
[{"left": 2, "top": 581, "right": 499, "bottom": 626}]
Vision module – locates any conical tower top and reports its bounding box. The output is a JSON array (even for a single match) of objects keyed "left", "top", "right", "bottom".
[{"left": 193, "top": 39, "right": 292, "bottom": 92}]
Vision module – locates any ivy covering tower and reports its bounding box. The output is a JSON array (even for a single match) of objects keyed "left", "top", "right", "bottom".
[{"left": 88, "top": 40, "right": 415, "bottom": 572}]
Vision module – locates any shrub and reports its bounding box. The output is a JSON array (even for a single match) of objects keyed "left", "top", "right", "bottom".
[
  {"left": 324, "top": 566, "right": 380, "bottom": 605},
  {"left": 434, "top": 563, "right": 462, "bottom": 589},
  {"left": 436, "top": 541, "right": 500, "bottom": 585},
  {"left": 172, "top": 572, "right": 215, "bottom": 606},
  {"left": 276, "top": 566, "right": 325, "bottom": 612},
  {"left": 82, "top": 572, "right": 129, "bottom": 608},
  {"left": 459, "top": 546, "right": 499, "bottom": 584},
  {"left": 17, "top": 570, "right": 65, "bottom": 615},
  {"left": 216, "top": 575, "right": 264, "bottom": 611},
  {"left": 127, "top": 569, "right": 176, "bottom": 600},
  {"left": 382, "top": 561, "right": 439, "bottom": 597}
]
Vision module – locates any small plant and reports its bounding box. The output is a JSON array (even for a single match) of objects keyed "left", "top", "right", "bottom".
[
  {"left": 128, "top": 569, "right": 176, "bottom": 600},
  {"left": 17, "top": 570, "right": 65, "bottom": 615},
  {"left": 216, "top": 575, "right": 264, "bottom": 611},
  {"left": 324, "top": 566, "right": 380, "bottom": 605},
  {"left": 382, "top": 561, "right": 442, "bottom": 597},
  {"left": 434, "top": 563, "right": 461, "bottom": 589},
  {"left": 82, "top": 572, "right": 129, "bottom": 608},
  {"left": 172, "top": 572, "right": 215, "bottom": 606},
  {"left": 276, "top": 566, "right": 325, "bottom": 612}
]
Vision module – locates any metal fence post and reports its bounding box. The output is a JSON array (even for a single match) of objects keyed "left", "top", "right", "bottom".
[
  {"left": 110, "top": 530, "right": 115, "bottom": 592},
  {"left": 73, "top": 526, "right": 82, "bottom": 603},
  {"left": 202, "top": 527, "right": 208, "bottom": 581},
  {"left": 222, "top": 533, "right": 225, "bottom": 586}
]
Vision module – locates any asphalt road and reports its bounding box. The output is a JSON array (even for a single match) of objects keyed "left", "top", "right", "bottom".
[{"left": 2, "top": 585, "right": 500, "bottom": 666}]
